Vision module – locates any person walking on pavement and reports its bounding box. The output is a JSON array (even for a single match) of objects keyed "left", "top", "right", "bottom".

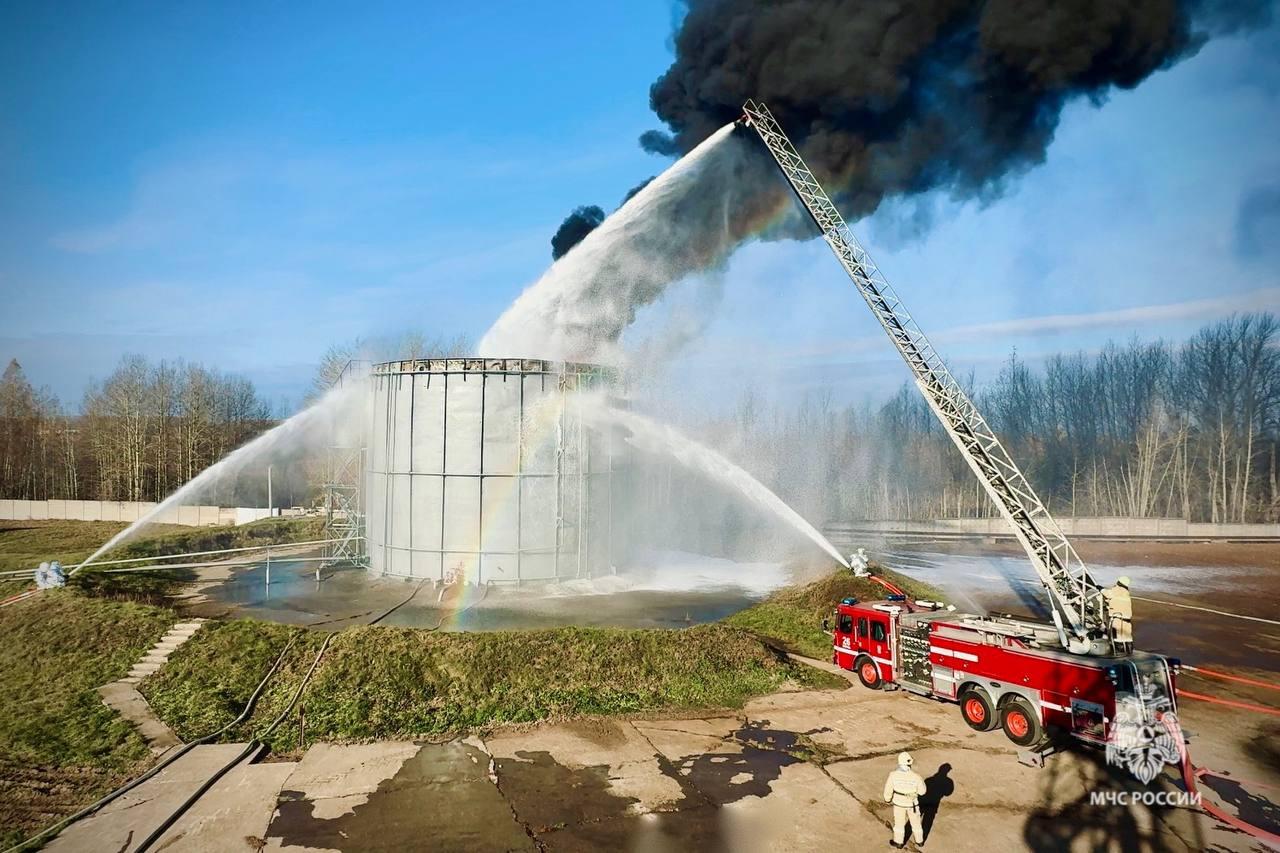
[{"left": 884, "top": 751, "right": 926, "bottom": 848}]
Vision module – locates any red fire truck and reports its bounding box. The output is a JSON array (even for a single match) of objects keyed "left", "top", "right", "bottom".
[
  {"left": 830, "top": 598, "right": 1178, "bottom": 750},
  {"left": 741, "top": 100, "right": 1182, "bottom": 771}
]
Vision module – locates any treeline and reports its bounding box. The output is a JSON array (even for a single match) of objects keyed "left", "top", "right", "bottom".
[
  {"left": 0, "top": 356, "right": 274, "bottom": 503},
  {"left": 712, "top": 313, "right": 1280, "bottom": 525},
  {"left": 5, "top": 316, "right": 1277, "bottom": 525},
  {"left": 1, "top": 331, "right": 473, "bottom": 507}
]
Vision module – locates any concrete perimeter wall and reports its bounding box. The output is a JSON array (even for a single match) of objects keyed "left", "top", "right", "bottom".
[
  {"left": 828, "top": 517, "right": 1280, "bottom": 541},
  {"left": 0, "top": 500, "right": 287, "bottom": 528}
]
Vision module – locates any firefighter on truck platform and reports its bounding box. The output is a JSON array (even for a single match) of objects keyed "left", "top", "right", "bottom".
[
  {"left": 1102, "top": 575, "right": 1134, "bottom": 654},
  {"left": 883, "top": 751, "right": 926, "bottom": 848}
]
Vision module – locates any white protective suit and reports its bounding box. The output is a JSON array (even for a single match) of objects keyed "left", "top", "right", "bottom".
[
  {"left": 1103, "top": 581, "right": 1133, "bottom": 646},
  {"left": 883, "top": 761, "right": 927, "bottom": 846}
]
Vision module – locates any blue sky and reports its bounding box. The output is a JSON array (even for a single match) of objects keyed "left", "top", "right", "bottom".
[{"left": 2, "top": 2, "right": 1278, "bottom": 413}]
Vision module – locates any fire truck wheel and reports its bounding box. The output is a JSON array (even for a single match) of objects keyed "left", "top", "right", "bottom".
[
  {"left": 958, "top": 688, "right": 997, "bottom": 731},
  {"left": 1000, "top": 697, "right": 1043, "bottom": 747},
  {"left": 855, "top": 656, "right": 882, "bottom": 689}
]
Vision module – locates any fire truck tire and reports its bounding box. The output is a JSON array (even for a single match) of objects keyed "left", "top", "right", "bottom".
[
  {"left": 854, "top": 655, "right": 882, "bottom": 689},
  {"left": 999, "top": 697, "right": 1043, "bottom": 747},
  {"left": 958, "top": 687, "right": 997, "bottom": 731}
]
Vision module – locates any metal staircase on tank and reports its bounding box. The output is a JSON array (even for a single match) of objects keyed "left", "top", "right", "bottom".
[{"left": 324, "top": 360, "right": 369, "bottom": 569}]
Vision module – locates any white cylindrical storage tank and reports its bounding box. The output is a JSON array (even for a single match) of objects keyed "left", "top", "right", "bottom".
[{"left": 365, "top": 358, "right": 616, "bottom": 584}]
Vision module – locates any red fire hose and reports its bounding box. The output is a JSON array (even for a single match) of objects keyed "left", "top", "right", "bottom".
[
  {"left": 868, "top": 573, "right": 907, "bottom": 598},
  {"left": 1175, "top": 663, "right": 1280, "bottom": 716},
  {"left": 1166, "top": 714, "right": 1280, "bottom": 848},
  {"left": 1181, "top": 664, "right": 1280, "bottom": 692},
  {"left": 1176, "top": 688, "right": 1280, "bottom": 717},
  {"left": 0, "top": 588, "right": 39, "bottom": 608}
]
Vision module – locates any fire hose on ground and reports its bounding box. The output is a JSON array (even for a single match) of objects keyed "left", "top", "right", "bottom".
[
  {"left": 1167, "top": 665, "right": 1280, "bottom": 845},
  {"left": 1165, "top": 715, "right": 1280, "bottom": 849},
  {"left": 2, "top": 568, "right": 475, "bottom": 853},
  {"left": 1172, "top": 663, "right": 1280, "bottom": 716},
  {"left": 131, "top": 632, "right": 337, "bottom": 853},
  {"left": 1, "top": 630, "right": 305, "bottom": 853},
  {"left": 864, "top": 570, "right": 1280, "bottom": 844}
]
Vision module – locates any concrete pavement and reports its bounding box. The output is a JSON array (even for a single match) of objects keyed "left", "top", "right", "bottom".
[{"left": 46, "top": 662, "right": 1254, "bottom": 852}]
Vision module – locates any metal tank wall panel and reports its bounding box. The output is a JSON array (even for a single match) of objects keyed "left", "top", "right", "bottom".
[{"left": 365, "top": 359, "right": 616, "bottom": 583}]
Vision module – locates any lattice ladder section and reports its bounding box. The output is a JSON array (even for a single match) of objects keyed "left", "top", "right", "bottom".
[
  {"left": 742, "top": 100, "right": 1108, "bottom": 651},
  {"left": 324, "top": 360, "right": 368, "bottom": 567},
  {"left": 325, "top": 445, "right": 365, "bottom": 566}
]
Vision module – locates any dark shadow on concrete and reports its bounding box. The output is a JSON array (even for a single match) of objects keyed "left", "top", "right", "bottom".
[
  {"left": 920, "top": 761, "right": 954, "bottom": 841},
  {"left": 1251, "top": 728, "right": 1280, "bottom": 779},
  {"left": 1201, "top": 774, "right": 1280, "bottom": 837},
  {"left": 268, "top": 742, "right": 533, "bottom": 852},
  {"left": 1022, "top": 747, "right": 1206, "bottom": 852},
  {"left": 495, "top": 748, "right": 727, "bottom": 851}
]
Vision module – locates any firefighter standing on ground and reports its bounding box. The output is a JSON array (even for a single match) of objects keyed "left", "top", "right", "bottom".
[
  {"left": 1102, "top": 576, "right": 1133, "bottom": 653},
  {"left": 883, "top": 751, "right": 926, "bottom": 848}
]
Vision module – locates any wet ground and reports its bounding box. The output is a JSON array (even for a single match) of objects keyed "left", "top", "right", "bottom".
[
  {"left": 49, "top": 656, "right": 1269, "bottom": 852},
  {"left": 885, "top": 544, "right": 1280, "bottom": 675},
  {"left": 186, "top": 543, "right": 1280, "bottom": 683},
  {"left": 182, "top": 550, "right": 792, "bottom": 632},
  {"left": 33, "top": 538, "right": 1274, "bottom": 850}
]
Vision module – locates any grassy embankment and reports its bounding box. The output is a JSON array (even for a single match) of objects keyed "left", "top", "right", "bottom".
[
  {"left": 138, "top": 564, "right": 935, "bottom": 752},
  {"left": 0, "top": 518, "right": 848, "bottom": 845},
  {"left": 0, "top": 516, "right": 325, "bottom": 844},
  {"left": 141, "top": 619, "right": 844, "bottom": 755},
  {"left": 726, "top": 563, "right": 945, "bottom": 659},
  {"left": 0, "top": 590, "right": 173, "bottom": 846}
]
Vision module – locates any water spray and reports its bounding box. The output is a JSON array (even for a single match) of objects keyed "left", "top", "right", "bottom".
[
  {"left": 580, "top": 397, "right": 849, "bottom": 569},
  {"left": 73, "top": 383, "right": 363, "bottom": 575}
]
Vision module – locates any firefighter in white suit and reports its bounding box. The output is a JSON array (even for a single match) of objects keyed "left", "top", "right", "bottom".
[
  {"left": 1103, "top": 576, "right": 1134, "bottom": 653},
  {"left": 883, "top": 751, "right": 926, "bottom": 847}
]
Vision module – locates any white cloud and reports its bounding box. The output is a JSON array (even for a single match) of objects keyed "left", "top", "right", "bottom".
[{"left": 928, "top": 286, "right": 1280, "bottom": 343}]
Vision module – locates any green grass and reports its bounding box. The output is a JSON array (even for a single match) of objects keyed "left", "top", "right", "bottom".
[
  {"left": 0, "top": 519, "right": 869, "bottom": 844},
  {"left": 0, "top": 589, "right": 174, "bottom": 846},
  {"left": 0, "top": 519, "right": 185, "bottom": 597},
  {"left": 725, "top": 564, "right": 944, "bottom": 659},
  {"left": 0, "top": 516, "right": 327, "bottom": 600},
  {"left": 0, "top": 515, "right": 328, "bottom": 842},
  {"left": 101, "top": 515, "right": 328, "bottom": 565},
  {"left": 0, "top": 520, "right": 183, "bottom": 574},
  {"left": 140, "top": 619, "right": 313, "bottom": 740},
  {"left": 143, "top": 621, "right": 845, "bottom": 753},
  {"left": 0, "top": 516, "right": 325, "bottom": 571}
]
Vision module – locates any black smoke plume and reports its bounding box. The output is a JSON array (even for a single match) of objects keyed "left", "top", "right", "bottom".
[
  {"left": 622, "top": 176, "right": 657, "bottom": 206},
  {"left": 644, "top": 0, "right": 1271, "bottom": 221},
  {"left": 551, "top": 205, "right": 606, "bottom": 260},
  {"left": 549, "top": 180, "right": 660, "bottom": 261}
]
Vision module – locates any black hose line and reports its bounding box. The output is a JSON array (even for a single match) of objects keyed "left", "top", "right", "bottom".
[
  {"left": 133, "top": 633, "right": 336, "bottom": 853},
  {"left": 11, "top": 578, "right": 459, "bottom": 852},
  {"left": 1, "top": 630, "right": 303, "bottom": 853},
  {"left": 131, "top": 741, "right": 265, "bottom": 853},
  {"left": 367, "top": 578, "right": 429, "bottom": 625}
]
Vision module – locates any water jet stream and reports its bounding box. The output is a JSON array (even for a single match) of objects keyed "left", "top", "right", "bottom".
[
  {"left": 73, "top": 384, "right": 361, "bottom": 574},
  {"left": 480, "top": 123, "right": 782, "bottom": 363},
  {"left": 582, "top": 400, "right": 849, "bottom": 569}
]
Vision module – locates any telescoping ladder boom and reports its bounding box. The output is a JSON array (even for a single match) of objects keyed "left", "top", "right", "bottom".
[{"left": 740, "top": 100, "right": 1112, "bottom": 656}]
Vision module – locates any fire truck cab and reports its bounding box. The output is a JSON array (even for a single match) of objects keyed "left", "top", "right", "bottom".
[{"left": 831, "top": 598, "right": 1178, "bottom": 750}]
